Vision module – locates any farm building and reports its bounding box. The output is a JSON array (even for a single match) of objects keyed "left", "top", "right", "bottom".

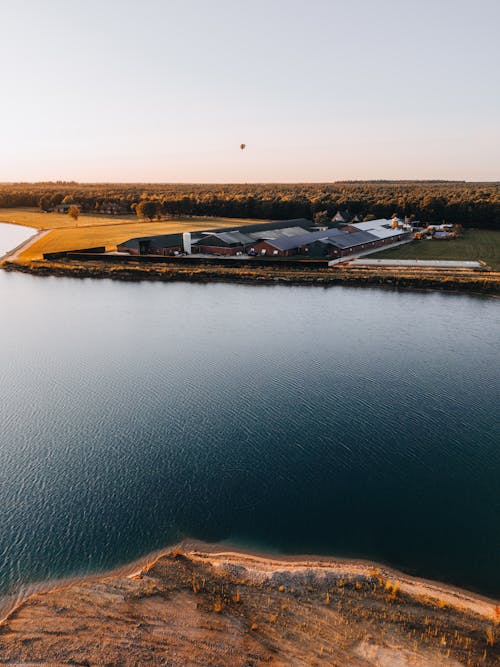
[
  {"left": 97, "top": 202, "right": 129, "bottom": 215},
  {"left": 232, "top": 218, "right": 314, "bottom": 235},
  {"left": 248, "top": 221, "right": 410, "bottom": 258},
  {"left": 193, "top": 230, "right": 255, "bottom": 255},
  {"left": 250, "top": 231, "right": 324, "bottom": 256},
  {"left": 350, "top": 219, "right": 410, "bottom": 242},
  {"left": 332, "top": 210, "right": 351, "bottom": 224},
  {"left": 307, "top": 229, "right": 383, "bottom": 258},
  {"left": 246, "top": 225, "right": 309, "bottom": 242},
  {"left": 53, "top": 203, "right": 81, "bottom": 214},
  {"left": 248, "top": 229, "right": 350, "bottom": 256},
  {"left": 117, "top": 233, "right": 184, "bottom": 256},
  {"left": 117, "top": 220, "right": 315, "bottom": 257},
  {"left": 115, "top": 217, "right": 410, "bottom": 261}
]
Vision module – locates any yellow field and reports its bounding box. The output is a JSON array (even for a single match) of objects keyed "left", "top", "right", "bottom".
[
  {"left": 0, "top": 208, "right": 265, "bottom": 262},
  {"left": 0, "top": 207, "right": 139, "bottom": 230}
]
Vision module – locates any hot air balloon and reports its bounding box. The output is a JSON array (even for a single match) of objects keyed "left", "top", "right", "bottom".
[{"left": 240, "top": 143, "right": 246, "bottom": 150}]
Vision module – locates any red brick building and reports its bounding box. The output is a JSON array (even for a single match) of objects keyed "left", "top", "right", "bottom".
[{"left": 193, "top": 231, "right": 254, "bottom": 255}]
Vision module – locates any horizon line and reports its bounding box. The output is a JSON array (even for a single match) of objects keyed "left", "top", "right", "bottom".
[{"left": 1, "top": 179, "right": 499, "bottom": 186}]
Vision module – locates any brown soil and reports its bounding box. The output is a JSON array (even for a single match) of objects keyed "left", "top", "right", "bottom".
[{"left": 0, "top": 545, "right": 498, "bottom": 666}]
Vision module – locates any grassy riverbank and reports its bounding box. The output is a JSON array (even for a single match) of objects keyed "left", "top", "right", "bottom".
[
  {"left": 373, "top": 229, "right": 500, "bottom": 270},
  {"left": 0, "top": 545, "right": 497, "bottom": 665}
]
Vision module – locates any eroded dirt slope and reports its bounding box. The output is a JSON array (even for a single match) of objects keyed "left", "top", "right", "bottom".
[{"left": 0, "top": 548, "right": 498, "bottom": 666}]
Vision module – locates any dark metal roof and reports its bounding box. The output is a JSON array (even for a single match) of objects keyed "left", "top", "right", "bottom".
[
  {"left": 248, "top": 226, "right": 308, "bottom": 241},
  {"left": 220, "top": 218, "right": 313, "bottom": 235},
  {"left": 195, "top": 230, "right": 254, "bottom": 246},
  {"left": 117, "top": 219, "right": 314, "bottom": 250},
  {"left": 257, "top": 228, "right": 378, "bottom": 252},
  {"left": 187, "top": 218, "right": 314, "bottom": 237},
  {"left": 256, "top": 230, "right": 329, "bottom": 251},
  {"left": 118, "top": 233, "right": 184, "bottom": 249},
  {"left": 322, "top": 229, "right": 377, "bottom": 249},
  {"left": 118, "top": 224, "right": 380, "bottom": 255},
  {"left": 247, "top": 218, "right": 310, "bottom": 229}
]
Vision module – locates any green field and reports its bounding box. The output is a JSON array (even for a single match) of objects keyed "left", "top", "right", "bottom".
[{"left": 373, "top": 230, "right": 500, "bottom": 270}]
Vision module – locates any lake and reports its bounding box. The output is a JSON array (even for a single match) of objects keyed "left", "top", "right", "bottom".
[
  {"left": 0, "top": 222, "right": 36, "bottom": 257},
  {"left": 0, "top": 225, "right": 499, "bottom": 598}
]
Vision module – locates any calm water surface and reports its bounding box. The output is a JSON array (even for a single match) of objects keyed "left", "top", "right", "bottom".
[
  {"left": 0, "top": 222, "right": 35, "bottom": 257},
  {"left": 0, "top": 228, "right": 499, "bottom": 597}
]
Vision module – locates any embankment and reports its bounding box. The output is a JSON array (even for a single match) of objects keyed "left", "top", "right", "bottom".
[{"left": 3, "top": 258, "right": 500, "bottom": 295}]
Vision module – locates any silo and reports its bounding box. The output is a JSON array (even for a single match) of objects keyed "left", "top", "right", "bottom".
[{"left": 183, "top": 232, "right": 192, "bottom": 254}]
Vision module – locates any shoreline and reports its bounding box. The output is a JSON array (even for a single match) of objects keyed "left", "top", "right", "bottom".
[
  {"left": 0, "top": 223, "right": 43, "bottom": 263},
  {"left": 2, "top": 540, "right": 498, "bottom": 624},
  {"left": 0, "top": 542, "right": 498, "bottom": 665},
  {"left": 2, "top": 257, "right": 499, "bottom": 296},
  {"left": 0, "top": 220, "right": 498, "bottom": 296}
]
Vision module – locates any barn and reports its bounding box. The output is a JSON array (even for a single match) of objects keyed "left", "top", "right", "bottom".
[
  {"left": 250, "top": 223, "right": 410, "bottom": 259},
  {"left": 250, "top": 231, "right": 323, "bottom": 256},
  {"left": 193, "top": 230, "right": 254, "bottom": 255},
  {"left": 117, "top": 233, "right": 184, "bottom": 256},
  {"left": 306, "top": 229, "right": 380, "bottom": 258}
]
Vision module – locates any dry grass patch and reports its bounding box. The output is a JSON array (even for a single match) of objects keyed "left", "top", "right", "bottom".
[{"left": 0, "top": 207, "right": 136, "bottom": 230}]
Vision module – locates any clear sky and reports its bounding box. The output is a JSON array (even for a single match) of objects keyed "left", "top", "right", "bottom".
[{"left": 0, "top": 0, "right": 498, "bottom": 182}]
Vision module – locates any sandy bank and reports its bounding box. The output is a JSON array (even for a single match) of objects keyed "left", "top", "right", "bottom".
[{"left": 0, "top": 543, "right": 498, "bottom": 665}]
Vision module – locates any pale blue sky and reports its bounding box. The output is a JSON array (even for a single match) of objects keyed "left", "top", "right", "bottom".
[{"left": 0, "top": 0, "right": 498, "bottom": 181}]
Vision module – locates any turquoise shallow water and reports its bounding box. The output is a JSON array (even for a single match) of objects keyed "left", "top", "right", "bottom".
[{"left": 0, "top": 253, "right": 499, "bottom": 597}]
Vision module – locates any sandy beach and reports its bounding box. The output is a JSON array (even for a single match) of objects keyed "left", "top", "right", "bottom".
[{"left": 0, "top": 543, "right": 497, "bottom": 665}]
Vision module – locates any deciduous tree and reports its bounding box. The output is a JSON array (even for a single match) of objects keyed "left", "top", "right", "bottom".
[
  {"left": 136, "top": 200, "right": 159, "bottom": 221},
  {"left": 68, "top": 205, "right": 80, "bottom": 222},
  {"left": 39, "top": 195, "right": 52, "bottom": 212}
]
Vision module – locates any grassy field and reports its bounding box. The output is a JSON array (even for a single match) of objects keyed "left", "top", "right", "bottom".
[
  {"left": 373, "top": 229, "right": 500, "bottom": 270},
  {"left": 0, "top": 207, "right": 138, "bottom": 230},
  {"left": 0, "top": 208, "right": 265, "bottom": 262}
]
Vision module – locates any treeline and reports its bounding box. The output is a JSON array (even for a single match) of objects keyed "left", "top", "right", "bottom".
[{"left": 0, "top": 181, "right": 499, "bottom": 228}]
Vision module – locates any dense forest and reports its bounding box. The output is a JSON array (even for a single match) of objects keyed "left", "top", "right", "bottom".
[{"left": 0, "top": 181, "right": 499, "bottom": 228}]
